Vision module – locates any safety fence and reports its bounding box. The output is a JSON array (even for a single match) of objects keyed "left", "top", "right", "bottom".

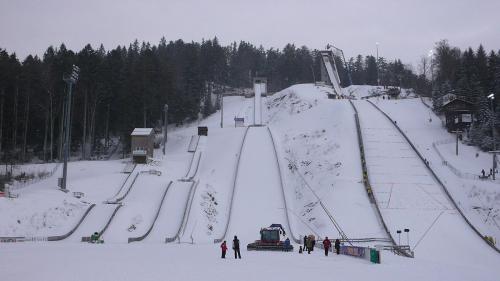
[
  {"left": 9, "top": 163, "right": 61, "bottom": 191},
  {"left": 349, "top": 100, "right": 414, "bottom": 258},
  {"left": 367, "top": 100, "right": 500, "bottom": 254},
  {"left": 431, "top": 139, "right": 485, "bottom": 181},
  {"left": 214, "top": 127, "right": 250, "bottom": 243},
  {"left": 128, "top": 181, "right": 173, "bottom": 243}
]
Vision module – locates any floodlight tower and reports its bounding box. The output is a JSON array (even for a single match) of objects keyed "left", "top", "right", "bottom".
[{"left": 60, "top": 64, "right": 80, "bottom": 192}]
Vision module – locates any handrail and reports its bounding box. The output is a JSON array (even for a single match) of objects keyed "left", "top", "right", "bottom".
[
  {"left": 349, "top": 100, "right": 413, "bottom": 258},
  {"left": 213, "top": 126, "right": 250, "bottom": 243},
  {"left": 113, "top": 164, "right": 137, "bottom": 197},
  {"left": 128, "top": 181, "right": 173, "bottom": 243},
  {"left": 266, "top": 127, "right": 301, "bottom": 244},
  {"left": 47, "top": 204, "right": 96, "bottom": 241},
  {"left": 165, "top": 180, "right": 197, "bottom": 243},
  {"left": 367, "top": 100, "right": 500, "bottom": 254}
]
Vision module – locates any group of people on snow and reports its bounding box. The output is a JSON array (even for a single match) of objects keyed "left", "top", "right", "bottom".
[
  {"left": 220, "top": 234, "right": 341, "bottom": 258},
  {"left": 301, "top": 235, "right": 340, "bottom": 256},
  {"left": 220, "top": 236, "right": 241, "bottom": 259},
  {"left": 480, "top": 168, "right": 497, "bottom": 179}
]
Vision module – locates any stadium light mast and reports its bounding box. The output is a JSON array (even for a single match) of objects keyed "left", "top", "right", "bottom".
[
  {"left": 376, "top": 42, "right": 380, "bottom": 86},
  {"left": 163, "top": 104, "right": 168, "bottom": 155},
  {"left": 488, "top": 93, "right": 497, "bottom": 180},
  {"left": 60, "top": 64, "right": 80, "bottom": 192}
]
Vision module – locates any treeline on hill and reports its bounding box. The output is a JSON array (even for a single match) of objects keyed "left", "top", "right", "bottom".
[
  {"left": 431, "top": 40, "right": 500, "bottom": 150},
  {"left": 0, "top": 37, "right": 420, "bottom": 165}
]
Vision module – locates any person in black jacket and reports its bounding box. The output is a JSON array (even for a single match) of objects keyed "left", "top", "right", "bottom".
[
  {"left": 232, "top": 235, "right": 241, "bottom": 259},
  {"left": 334, "top": 239, "right": 341, "bottom": 255}
]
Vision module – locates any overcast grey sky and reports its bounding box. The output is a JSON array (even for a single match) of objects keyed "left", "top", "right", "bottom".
[{"left": 1, "top": 0, "right": 499, "bottom": 67}]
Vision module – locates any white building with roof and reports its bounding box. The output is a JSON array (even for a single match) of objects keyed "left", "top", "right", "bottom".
[{"left": 131, "top": 128, "right": 154, "bottom": 163}]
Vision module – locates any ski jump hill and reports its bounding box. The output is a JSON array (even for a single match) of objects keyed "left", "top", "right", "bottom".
[{"left": 1, "top": 83, "right": 500, "bottom": 281}]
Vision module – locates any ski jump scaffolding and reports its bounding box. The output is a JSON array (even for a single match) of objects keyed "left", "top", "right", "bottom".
[{"left": 320, "top": 50, "right": 343, "bottom": 96}]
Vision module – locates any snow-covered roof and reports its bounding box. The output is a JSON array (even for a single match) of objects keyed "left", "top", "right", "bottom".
[{"left": 131, "top": 128, "right": 154, "bottom": 136}]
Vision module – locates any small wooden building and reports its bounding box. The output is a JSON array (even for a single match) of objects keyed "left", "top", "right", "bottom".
[
  {"left": 131, "top": 128, "right": 154, "bottom": 163},
  {"left": 441, "top": 94, "right": 474, "bottom": 132}
]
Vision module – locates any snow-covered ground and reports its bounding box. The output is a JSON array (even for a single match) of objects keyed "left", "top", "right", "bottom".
[
  {"left": 373, "top": 97, "right": 500, "bottom": 246},
  {"left": 353, "top": 99, "right": 499, "bottom": 266},
  {"left": 4, "top": 243, "right": 499, "bottom": 281},
  {"left": 1, "top": 85, "right": 500, "bottom": 281},
  {"left": 267, "top": 84, "right": 385, "bottom": 242}
]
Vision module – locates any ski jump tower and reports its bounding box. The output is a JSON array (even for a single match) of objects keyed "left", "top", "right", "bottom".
[
  {"left": 253, "top": 77, "right": 267, "bottom": 125},
  {"left": 319, "top": 50, "right": 343, "bottom": 96}
]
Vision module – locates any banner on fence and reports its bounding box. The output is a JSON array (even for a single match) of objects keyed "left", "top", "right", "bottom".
[{"left": 339, "top": 246, "right": 380, "bottom": 264}]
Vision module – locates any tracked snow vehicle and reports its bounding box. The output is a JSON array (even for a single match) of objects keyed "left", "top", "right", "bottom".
[{"left": 247, "top": 224, "right": 293, "bottom": 252}]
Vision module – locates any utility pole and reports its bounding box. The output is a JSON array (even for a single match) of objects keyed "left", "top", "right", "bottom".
[
  {"left": 162, "top": 104, "right": 168, "bottom": 155},
  {"left": 429, "top": 50, "right": 434, "bottom": 100},
  {"left": 451, "top": 130, "right": 462, "bottom": 156},
  {"left": 60, "top": 65, "right": 80, "bottom": 192}
]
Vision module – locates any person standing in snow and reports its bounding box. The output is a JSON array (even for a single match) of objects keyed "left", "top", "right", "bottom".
[
  {"left": 322, "top": 237, "right": 331, "bottom": 256},
  {"left": 232, "top": 235, "right": 241, "bottom": 259},
  {"left": 306, "top": 236, "right": 313, "bottom": 254},
  {"left": 221, "top": 241, "right": 228, "bottom": 259},
  {"left": 303, "top": 235, "right": 308, "bottom": 252},
  {"left": 334, "top": 239, "right": 341, "bottom": 255}
]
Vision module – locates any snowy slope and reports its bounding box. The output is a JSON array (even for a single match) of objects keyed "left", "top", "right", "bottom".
[
  {"left": 267, "top": 84, "right": 386, "bottom": 242},
  {"left": 353, "top": 99, "right": 500, "bottom": 266},
  {"left": 66, "top": 204, "right": 117, "bottom": 242},
  {"left": 103, "top": 173, "right": 169, "bottom": 243},
  {"left": 225, "top": 126, "right": 290, "bottom": 243},
  {"left": 182, "top": 128, "right": 247, "bottom": 242},
  {"left": 374, "top": 97, "right": 500, "bottom": 247},
  {"left": 145, "top": 181, "right": 193, "bottom": 242},
  {"left": 0, "top": 160, "right": 128, "bottom": 237}
]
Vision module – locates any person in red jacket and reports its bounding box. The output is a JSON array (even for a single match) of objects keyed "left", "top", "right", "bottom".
[
  {"left": 323, "top": 237, "right": 332, "bottom": 256},
  {"left": 221, "top": 240, "right": 228, "bottom": 258}
]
